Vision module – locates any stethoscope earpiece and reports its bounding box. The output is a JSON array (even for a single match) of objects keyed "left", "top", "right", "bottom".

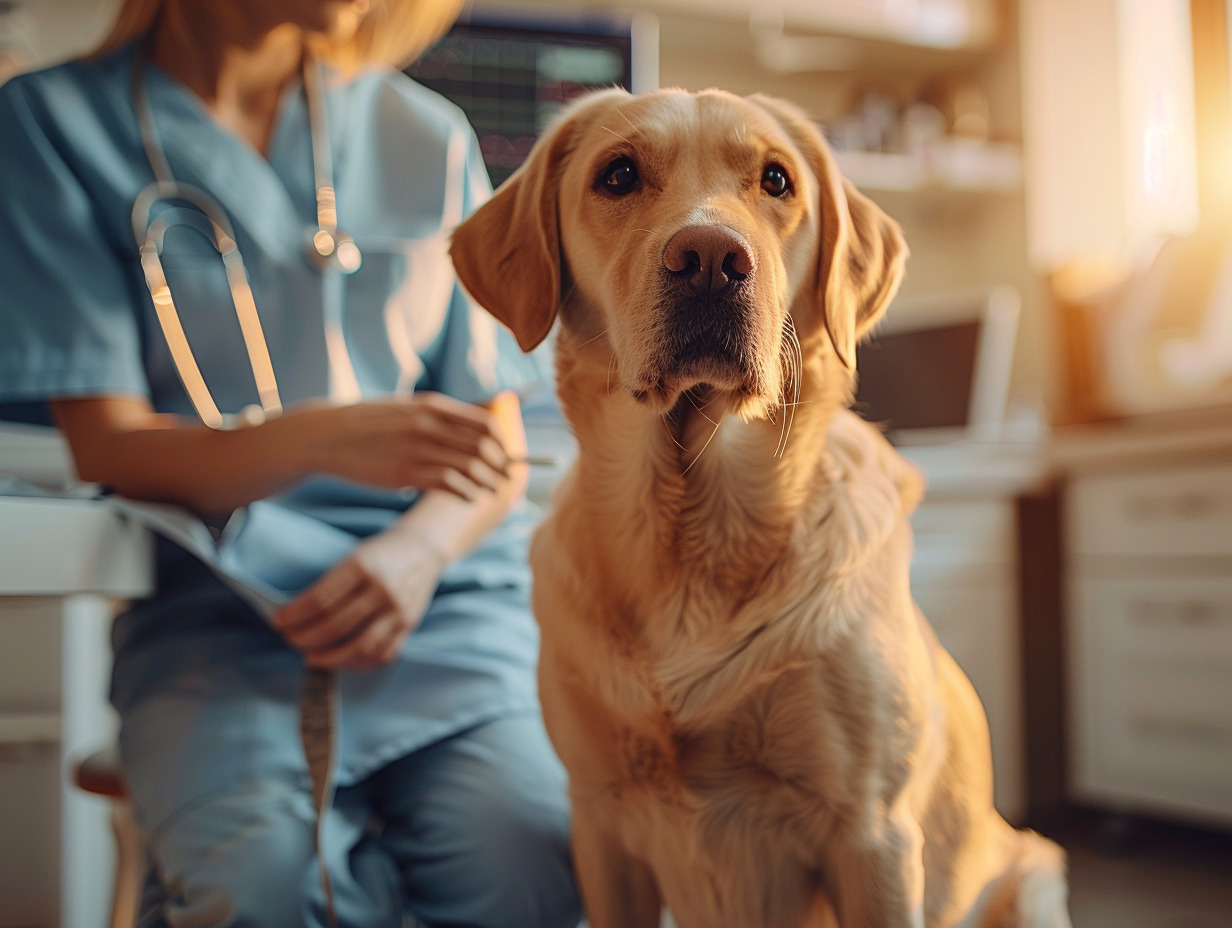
[{"left": 306, "top": 226, "right": 362, "bottom": 274}]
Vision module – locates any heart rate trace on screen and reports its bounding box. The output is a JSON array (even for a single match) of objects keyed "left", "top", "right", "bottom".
[{"left": 408, "top": 11, "right": 646, "bottom": 187}]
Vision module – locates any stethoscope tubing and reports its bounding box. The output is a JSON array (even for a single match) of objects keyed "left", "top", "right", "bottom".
[{"left": 130, "top": 49, "right": 359, "bottom": 429}]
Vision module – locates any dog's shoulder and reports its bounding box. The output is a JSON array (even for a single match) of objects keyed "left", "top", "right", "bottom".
[
  {"left": 792, "top": 411, "right": 925, "bottom": 581},
  {"left": 825, "top": 410, "right": 926, "bottom": 514}
]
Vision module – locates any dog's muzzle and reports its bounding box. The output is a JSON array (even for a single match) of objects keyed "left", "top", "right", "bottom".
[{"left": 656, "top": 224, "right": 760, "bottom": 386}]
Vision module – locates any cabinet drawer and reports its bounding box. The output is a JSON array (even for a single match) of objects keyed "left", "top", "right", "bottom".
[
  {"left": 0, "top": 601, "right": 63, "bottom": 713},
  {"left": 0, "top": 743, "right": 60, "bottom": 927},
  {"left": 910, "top": 499, "right": 1015, "bottom": 569},
  {"left": 1079, "top": 576, "right": 1232, "bottom": 666},
  {"left": 1070, "top": 576, "right": 1232, "bottom": 822},
  {"left": 914, "top": 582, "right": 1023, "bottom": 820},
  {"left": 1069, "top": 462, "right": 1232, "bottom": 558}
]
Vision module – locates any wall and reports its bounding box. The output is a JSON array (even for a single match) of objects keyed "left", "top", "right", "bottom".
[
  {"left": 2, "top": 0, "right": 1056, "bottom": 419},
  {"left": 0, "top": 0, "right": 117, "bottom": 70}
]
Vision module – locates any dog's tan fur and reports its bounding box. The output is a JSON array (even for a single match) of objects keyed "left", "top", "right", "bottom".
[{"left": 451, "top": 88, "right": 1072, "bottom": 928}]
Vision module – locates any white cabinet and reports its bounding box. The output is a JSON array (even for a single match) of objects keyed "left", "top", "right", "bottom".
[
  {"left": 1061, "top": 428, "right": 1232, "bottom": 829},
  {"left": 0, "top": 496, "right": 152, "bottom": 928},
  {"left": 1069, "top": 462, "right": 1232, "bottom": 559},
  {"left": 901, "top": 441, "right": 1045, "bottom": 823},
  {"left": 909, "top": 491, "right": 1027, "bottom": 822}
]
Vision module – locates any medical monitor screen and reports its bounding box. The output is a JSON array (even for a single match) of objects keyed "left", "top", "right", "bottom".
[
  {"left": 407, "top": 17, "right": 633, "bottom": 186},
  {"left": 853, "top": 321, "right": 981, "bottom": 436}
]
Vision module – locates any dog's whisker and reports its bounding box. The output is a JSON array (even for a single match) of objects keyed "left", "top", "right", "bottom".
[
  {"left": 606, "top": 351, "right": 618, "bottom": 395},
  {"left": 781, "top": 344, "right": 802, "bottom": 456},
  {"left": 576, "top": 327, "right": 612, "bottom": 349},
  {"left": 691, "top": 408, "right": 719, "bottom": 427},
  {"left": 686, "top": 392, "right": 718, "bottom": 425},
  {"left": 663, "top": 417, "right": 690, "bottom": 452},
  {"left": 776, "top": 361, "right": 793, "bottom": 454},
  {"left": 615, "top": 107, "right": 643, "bottom": 137},
  {"left": 776, "top": 317, "right": 803, "bottom": 457},
  {"left": 785, "top": 337, "right": 802, "bottom": 454},
  {"left": 600, "top": 125, "right": 633, "bottom": 145},
  {"left": 779, "top": 402, "right": 798, "bottom": 457},
  {"left": 681, "top": 415, "right": 723, "bottom": 476},
  {"left": 776, "top": 404, "right": 790, "bottom": 457},
  {"left": 687, "top": 386, "right": 719, "bottom": 410},
  {"left": 775, "top": 354, "right": 793, "bottom": 455}
]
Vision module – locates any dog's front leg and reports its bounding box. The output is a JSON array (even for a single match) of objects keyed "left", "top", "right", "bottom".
[
  {"left": 829, "top": 807, "right": 926, "bottom": 928},
  {"left": 572, "top": 807, "right": 663, "bottom": 928}
]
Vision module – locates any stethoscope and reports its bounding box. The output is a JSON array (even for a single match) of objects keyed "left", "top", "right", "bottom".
[
  {"left": 131, "top": 60, "right": 353, "bottom": 923},
  {"left": 130, "top": 48, "right": 360, "bottom": 430}
]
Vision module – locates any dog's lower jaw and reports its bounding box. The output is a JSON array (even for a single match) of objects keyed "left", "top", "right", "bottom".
[
  {"left": 556, "top": 343, "right": 850, "bottom": 606},
  {"left": 630, "top": 367, "right": 774, "bottom": 422}
]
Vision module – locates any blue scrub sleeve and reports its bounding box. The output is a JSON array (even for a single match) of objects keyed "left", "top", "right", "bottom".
[
  {"left": 424, "top": 130, "right": 550, "bottom": 406},
  {"left": 0, "top": 78, "right": 150, "bottom": 404}
]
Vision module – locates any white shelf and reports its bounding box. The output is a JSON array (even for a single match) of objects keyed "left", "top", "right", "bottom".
[
  {"left": 832, "top": 142, "right": 1023, "bottom": 193},
  {"left": 0, "top": 497, "right": 152, "bottom": 596},
  {"left": 0, "top": 423, "right": 75, "bottom": 489},
  {"left": 640, "top": 0, "right": 1000, "bottom": 50}
]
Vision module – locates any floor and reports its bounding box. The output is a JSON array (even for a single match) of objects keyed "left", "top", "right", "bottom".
[{"left": 1048, "top": 811, "right": 1232, "bottom": 928}]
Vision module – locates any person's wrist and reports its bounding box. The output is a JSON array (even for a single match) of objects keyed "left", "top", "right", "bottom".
[
  {"left": 399, "top": 528, "right": 452, "bottom": 574},
  {"left": 381, "top": 510, "right": 454, "bottom": 566},
  {"left": 257, "top": 407, "right": 321, "bottom": 480}
]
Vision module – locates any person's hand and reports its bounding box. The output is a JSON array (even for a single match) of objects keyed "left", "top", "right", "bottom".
[
  {"left": 283, "top": 391, "right": 513, "bottom": 500},
  {"left": 272, "top": 528, "right": 446, "bottom": 670}
]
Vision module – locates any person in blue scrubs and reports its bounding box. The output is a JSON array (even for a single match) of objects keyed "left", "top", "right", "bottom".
[{"left": 0, "top": 1, "right": 581, "bottom": 926}]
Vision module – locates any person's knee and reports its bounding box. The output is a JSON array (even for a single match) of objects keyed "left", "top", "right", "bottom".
[
  {"left": 450, "top": 781, "right": 581, "bottom": 928},
  {"left": 388, "top": 719, "right": 583, "bottom": 928},
  {"left": 147, "top": 780, "right": 317, "bottom": 928}
]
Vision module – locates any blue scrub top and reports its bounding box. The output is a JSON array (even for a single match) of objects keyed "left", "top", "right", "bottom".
[{"left": 0, "top": 45, "right": 546, "bottom": 790}]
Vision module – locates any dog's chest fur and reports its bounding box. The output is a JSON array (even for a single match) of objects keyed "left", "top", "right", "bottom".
[{"left": 533, "top": 406, "right": 931, "bottom": 891}]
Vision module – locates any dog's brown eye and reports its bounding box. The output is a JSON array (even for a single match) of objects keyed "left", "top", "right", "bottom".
[
  {"left": 601, "top": 157, "right": 639, "bottom": 195},
  {"left": 761, "top": 164, "right": 790, "bottom": 197}
]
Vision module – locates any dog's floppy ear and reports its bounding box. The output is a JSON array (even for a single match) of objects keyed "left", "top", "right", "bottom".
[
  {"left": 748, "top": 95, "right": 908, "bottom": 370},
  {"left": 818, "top": 174, "right": 909, "bottom": 370},
  {"left": 452, "top": 92, "right": 624, "bottom": 352},
  {"left": 450, "top": 128, "right": 569, "bottom": 352}
]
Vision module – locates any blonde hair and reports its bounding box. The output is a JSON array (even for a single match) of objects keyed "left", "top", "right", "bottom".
[{"left": 93, "top": 0, "right": 465, "bottom": 72}]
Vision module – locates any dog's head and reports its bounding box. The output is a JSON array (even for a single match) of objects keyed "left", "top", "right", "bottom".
[{"left": 452, "top": 88, "right": 907, "bottom": 420}]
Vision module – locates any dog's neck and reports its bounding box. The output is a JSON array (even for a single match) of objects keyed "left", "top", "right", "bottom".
[{"left": 552, "top": 325, "right": 849, "bottom": 601}]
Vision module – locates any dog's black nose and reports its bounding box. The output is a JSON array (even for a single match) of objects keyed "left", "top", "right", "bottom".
[{"left": 663, "top": 225, "right": 754, "bottom": 295}]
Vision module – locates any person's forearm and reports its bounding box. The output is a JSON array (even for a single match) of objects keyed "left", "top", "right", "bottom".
[
  {"left": 386, "top": 461, "right": 528, "bottom": 566},
  {"left": 385, "top": 387, "right": 530, "bottom": 564},
  {"left": 52, "top": 390, "right": 527, "bottom": 519},
  {"left": 73, "top": 415, "right": 314, "bottom": 514}
]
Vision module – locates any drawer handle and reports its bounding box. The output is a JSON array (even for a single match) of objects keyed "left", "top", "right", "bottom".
[
  {"left": 1125, "top": 493, "right": 1223, "bottom": 521},
  {"left": 1130, "top": 600, "right": 1232, "bottom": 627}
]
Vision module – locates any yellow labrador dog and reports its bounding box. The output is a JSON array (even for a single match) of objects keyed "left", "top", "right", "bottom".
[{"left": 451, "top": 88, "right": 1072, "bottom": 928}]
